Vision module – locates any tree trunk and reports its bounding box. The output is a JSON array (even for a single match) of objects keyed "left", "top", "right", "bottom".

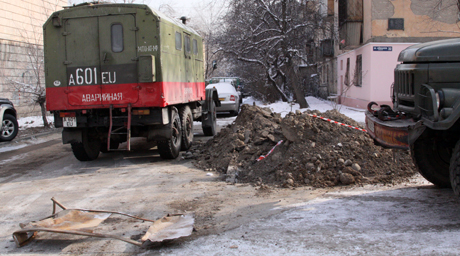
[
  {"left": 292, "top": 82, "right": 309, "bottom": 108},
  {"left": 288, "top": 64, "right": 309, "bottom": 108},
  {"left": 39, "top": 101, "right": 50, "bottom": 128},
  {"left": 268, "top": 72, "right": 289, "bottom": 102}
]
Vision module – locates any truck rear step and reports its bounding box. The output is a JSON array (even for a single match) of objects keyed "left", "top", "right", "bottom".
[{"left": 108, "top": 105, "right": 132, "bottom": 151}]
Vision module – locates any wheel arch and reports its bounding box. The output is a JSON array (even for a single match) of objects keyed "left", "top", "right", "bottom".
[{"left": 1, "top": 106, "right": 17, "bottom": 122}]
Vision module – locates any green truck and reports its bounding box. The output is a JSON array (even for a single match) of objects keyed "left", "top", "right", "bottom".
[
  {"left": 365, "top": 38, "right": 460, "bottom": 196},
  {"left": 44, "top": 2, "right": 219, "bottom": 161}
]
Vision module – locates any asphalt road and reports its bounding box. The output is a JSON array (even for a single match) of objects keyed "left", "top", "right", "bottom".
[{"left": 1, "top": 123, "right": 460, "bottom": 255}]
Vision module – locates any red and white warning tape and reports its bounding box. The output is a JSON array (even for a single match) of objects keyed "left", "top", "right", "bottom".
[
  {"left": 307, "top": 114, "right": 367, "bottom": 133},
  {"left": 257, "top": 140, "right": 284, "bottom": 162}
]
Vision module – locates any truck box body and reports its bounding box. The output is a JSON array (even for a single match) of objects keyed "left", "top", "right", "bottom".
[{"left": 44, "top": 3, "right": 205, "bottom": 111}]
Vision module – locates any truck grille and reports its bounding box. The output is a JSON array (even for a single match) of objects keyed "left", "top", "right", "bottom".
[{"left": 394, "top": 70, "right": 415, "bottom": 107}]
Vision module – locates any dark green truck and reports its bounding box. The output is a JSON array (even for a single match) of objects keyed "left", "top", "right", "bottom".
[{"left": 366, "top": 38, "right": 460, "bottom": 196}]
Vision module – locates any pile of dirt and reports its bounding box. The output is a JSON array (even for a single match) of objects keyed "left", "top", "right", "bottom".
[{"left": 190, "top": 104, "right": 416, "bottom": 188}]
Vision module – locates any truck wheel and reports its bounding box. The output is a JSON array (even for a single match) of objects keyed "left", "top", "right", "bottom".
[
  {"left": 180, "top": 105, "right": 193, "bottom": 151},
  {"left": 71, "top": 129, "right": 101, "bottom": 161},
  {"left": 0, "top": 114, "right": 18, "bottom": 142},
  {"left": 450, "top": 140, "right": 460, "bottom": 196},
  {"left": 202, "top": 101, "right": 217, "bottom": 136},
  {"left": 158, "top": 107, "right": 182, "bottom": 159},
  {"left": 411, "top": 137, "right": 451, "bottom": 187}
]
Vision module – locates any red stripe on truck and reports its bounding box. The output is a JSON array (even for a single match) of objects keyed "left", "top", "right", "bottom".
[{"left": 46, "top": 81, "right": 206, "bottom": 111}]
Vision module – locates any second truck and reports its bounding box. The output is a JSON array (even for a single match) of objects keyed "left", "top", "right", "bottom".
[{"left": 44, "top": 2, "right": 219, "bottom": 161}]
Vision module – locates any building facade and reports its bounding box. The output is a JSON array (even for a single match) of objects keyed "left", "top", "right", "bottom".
[
  {"left": 0, "top": 0, "right": 67, "bottom": 116},
  {"left": 335, "top": 0, "right": 459, "bottom": 109}
]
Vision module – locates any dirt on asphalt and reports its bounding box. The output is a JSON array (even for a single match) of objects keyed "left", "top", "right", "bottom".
[{"left": 191, "top": 104, "right": 416, "bottom": 188}]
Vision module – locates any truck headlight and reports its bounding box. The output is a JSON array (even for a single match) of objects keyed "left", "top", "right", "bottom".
[{"left": 436, "top": 90, "right": 445, "bottom": 110}]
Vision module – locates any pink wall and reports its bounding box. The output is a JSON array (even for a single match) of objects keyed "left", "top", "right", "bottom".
[{"left": 336, "top": 43, "right": 414, "bottom": 109}]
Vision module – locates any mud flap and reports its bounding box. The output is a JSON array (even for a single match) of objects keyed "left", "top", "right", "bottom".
[
  {"left": 62, "top": 128, "right": 82, "bottom": 144},
  {"left": 202, "top": 87, "right": 219, "bottom": 128}
]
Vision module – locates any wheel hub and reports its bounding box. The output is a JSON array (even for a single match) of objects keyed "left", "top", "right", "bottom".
[{"left": 2, "top": 120, "right": 14, "bottom": 136}]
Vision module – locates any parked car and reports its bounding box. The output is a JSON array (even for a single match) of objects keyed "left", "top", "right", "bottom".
[
  {"left": 0, "top": 98, "right": 18, "bottom": 141},
  {"left": 206, "top": 82, "right": 240, "bottom": 116},
  {"left": 208, "top": 77, "right": 246, "bottom": 104}
]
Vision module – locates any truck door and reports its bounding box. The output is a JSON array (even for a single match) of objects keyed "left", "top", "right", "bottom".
[
  {"left": 65, "top": 17, "right": 102, "bottom": 106},
  {"left": 183, "top": 32, "right": 194, "bottom": 101},
  {"left": 98, "top": 15, "right": 138, "bottom": 105},
  {"left": 64, "top": 14, "right": 138, "bottom": 107}
]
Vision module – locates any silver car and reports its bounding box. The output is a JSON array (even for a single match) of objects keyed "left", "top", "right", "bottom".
[
  {"left": 206, "top": 82, "right": 240, "bottom": 116},
  {"left": 0, "top": 98, "right": 18, "bottom": 141}
]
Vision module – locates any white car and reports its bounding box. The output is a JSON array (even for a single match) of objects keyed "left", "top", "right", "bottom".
[{"left": 206, "top": 82, "right": 240, "bottom": 116}]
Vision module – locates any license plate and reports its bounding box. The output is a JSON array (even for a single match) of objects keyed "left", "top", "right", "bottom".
[
  {"left": 219, "top": 98, "right": 225, "bottom": 101},
  {"left": 63, "top": 117, "right": 77, "bottom": 127},
  {"left": 367, "top": 119, "right": 374, "bottom": 133}
]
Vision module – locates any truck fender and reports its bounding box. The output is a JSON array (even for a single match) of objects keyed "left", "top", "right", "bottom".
[
  {"left": 62, "top": 128, "right": 82, "bottom": 144},
  {"left": 203, "top": 87, "right": 220, "bottom": 115}
]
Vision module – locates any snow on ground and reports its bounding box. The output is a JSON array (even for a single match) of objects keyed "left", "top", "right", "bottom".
[
  {"left": 244, "top": 96, "right": 365, "bottom": 123},
  {"left": 194, "top": 96, "right": 365, "bottom": 133},
  {"left": 201, "top": 96, "right": 365, "bottom": 131},
  {"left": 18, "top": 116, "right": 54, "bottom": 130}
]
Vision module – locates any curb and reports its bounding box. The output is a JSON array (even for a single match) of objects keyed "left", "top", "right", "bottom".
[{"left": 0, "top": 128, "right": 62, "bottom": 149}]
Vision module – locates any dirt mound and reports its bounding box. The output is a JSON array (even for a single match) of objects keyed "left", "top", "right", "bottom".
[{"left": 190, "top": 104, "right": 416, "bottom": 188}]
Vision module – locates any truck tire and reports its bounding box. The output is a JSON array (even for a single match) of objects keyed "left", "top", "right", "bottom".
[
  {"left": 450, "top": 140, "right": 460, "bottom": 196},
  {"left": 71, "top": 129, "right": 101, "bottom": 161},
  {"left": 411, "top": 137, "right": 451, "bottom": 188},
  {"left": 158, "top": 107, "right": 182, "bottom": 159},
  {"left": 0, "top": 114, "right": 18, "bottom": 142},
  {"left": 180, "top": 105, "right": 193, "bottom": 151},
  {"left": 202, "top": 101, "right": 217, "bottom": 136}
]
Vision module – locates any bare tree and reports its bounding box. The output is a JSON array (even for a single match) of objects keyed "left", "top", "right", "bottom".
[
  {"left": 217, "top": 0, "right": 331, "bottom": 108},
  {"left": 185, "top": 0, "right": 229, "bottom": 79}
]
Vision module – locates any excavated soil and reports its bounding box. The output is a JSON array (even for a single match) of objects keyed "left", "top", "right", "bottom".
[{"left": 190, "top": 104, "right": 416, "bottom": 188}]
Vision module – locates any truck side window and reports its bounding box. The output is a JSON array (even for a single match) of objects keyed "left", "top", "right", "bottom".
[
  {"left": 175, "top": 32, "right": 182, "bottom": 50},
  {"left": 185, "top": 35, "right": 191, "bottom": 53},
  {"left": 193, "top": 39, "right": 198, "bottom": 55},
  {"left": 111, "top": 24, "right": 123, "bottom": 52}
]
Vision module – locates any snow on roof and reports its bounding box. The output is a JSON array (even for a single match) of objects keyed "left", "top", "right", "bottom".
[{"left": 150, "top": 8, "right": 200, "bottom": 36}]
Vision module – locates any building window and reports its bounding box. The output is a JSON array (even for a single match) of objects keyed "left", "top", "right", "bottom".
[
  {"left": 388, "top": 18, "right": 404, "bottom": 30},
  {"left": 175, "top": 32, "right": 182, "bottom": 50},
  {"left": 322, "top": 64, "right": 328, "bottom": 84},
  {"left": 345, "top": 58, "right": 350, "bottom": 86},
  {"left": 193, "top": 39, "right": 198, "bottom": 55},
  {"left": 354, "top": 54, "right": 362, "bottom": 87},
  {"left": 340, "top": 59, "right": 343, "bottom": 70},
  {"left": 111, "top": 24, "right": 123, "bottom": 52}
]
